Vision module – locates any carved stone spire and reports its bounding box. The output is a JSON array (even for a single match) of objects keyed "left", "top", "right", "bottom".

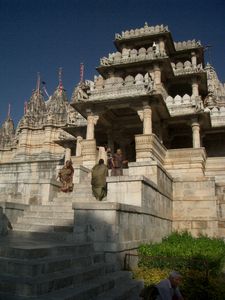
[
  {"left": 26, "top": 89, "right": 46, "bottom": 115},
  {"left": 46, "top": 84, "right": 68, "bottom": 124},
  {"left": 0, "top": 114, "right": 15, "bottom": 148}
]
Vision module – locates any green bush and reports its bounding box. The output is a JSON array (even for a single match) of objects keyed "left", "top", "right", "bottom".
[
  {"left": 135, "top": 232, "right": 225, "bottom": 299},
  {"left": 138, "top": 231, "right": 225, "bottom": 274},
  {"left": 133, "top": 268, "right": 225, "bottom": 300}
]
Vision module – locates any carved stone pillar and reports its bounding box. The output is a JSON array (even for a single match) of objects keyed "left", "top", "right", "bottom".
[
  {"left": 191, "top": 119, "right": 201, "bottom": 148},
  {"left": 154, "top": 65, "right": 161, "bottom": 85},
  {"left": 135, "top": 134, "right": 166, "bottom": 164},
  {"left": 159, "top": 38, "right": 165, "bottom": 55},
  {"left": 191, "top": 52, "right": 197, "bottom": 67},
  {"left": 107, "top": 130, "right": 114, "bottom": 153},
  {"left": 192, "top": 78, "right": 199, "bottom": 97},
  {"left": 76, "top": 136, "right": 83, "bottom": 156},
  {"left": 86, "top": 111, "right": 99, "bottom": 140},
  {"left": 81, "top": 139, "right": 97, "bottom": 169},
  {"left": 138, "top": 104, "right": 152, "bottom": 134}
]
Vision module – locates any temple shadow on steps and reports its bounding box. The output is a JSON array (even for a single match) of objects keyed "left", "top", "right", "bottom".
[{"left": 0, "top": 200, "right": 143, "bottom": 300}]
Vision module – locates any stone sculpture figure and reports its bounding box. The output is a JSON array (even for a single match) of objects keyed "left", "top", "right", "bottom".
[{"left": 72, "top": 82, "right": 89, "bottom": 101}]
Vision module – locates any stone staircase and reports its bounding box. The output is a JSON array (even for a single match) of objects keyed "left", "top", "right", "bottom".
[
  {"left": 0, "top": 234, "right": 142, "bottom": 299},
  {"left": 0, "top": 190, "right": 143, "bottom": 299}
]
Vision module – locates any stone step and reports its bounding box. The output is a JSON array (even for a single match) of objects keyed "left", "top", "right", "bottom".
[
  {"left": 0, "top": 271, "right": 132, "bottom": 300},
  {"left": 8, "top": 230, "right": 74, "bottom": 243},
  {"left": 13, "top": 223, "right": 73, "bottom": 234},
  {"left": 0, "top": 241, "right": 93, "bottom": 259},
  {"left": 0, "top": 253, "right": 95, "bottom": 277},
  {"left": 40, "top": 270, "right": 132, "bottom": 299},
  {"left": 0, "top": 262, "right": 114, "bottom": 296},
  {"left": 17, "top": 216, "right": 74, "bottom": 226},
  {"left": 22, "top": 211, "right": 74, "bottom": 219},
  {"left": 28, "top": 205, "right": 73, "bottom": 213},
  {"left": 96, "top": 275, "right": 143, "bottom": 300}
]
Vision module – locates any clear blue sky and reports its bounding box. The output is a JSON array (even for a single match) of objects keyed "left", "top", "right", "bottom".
[{"left": 0, "top": 0, "right": 224, "bottom": 126}]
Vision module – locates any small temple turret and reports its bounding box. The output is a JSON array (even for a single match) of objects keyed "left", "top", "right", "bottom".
[{"left": 0, "top": 109, "right": 15, "bottom": 149}]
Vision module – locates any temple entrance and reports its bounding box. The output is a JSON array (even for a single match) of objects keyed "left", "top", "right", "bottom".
[{"left": 95, "top": 107, "right": 142, "bottom": 162}]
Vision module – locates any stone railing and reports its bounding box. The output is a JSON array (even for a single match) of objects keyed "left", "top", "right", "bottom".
[
  {"left": 204, "top": 106, "right": 225, "bottom": 127},
  {"left": 171, "top": 61, "right": 204, "bottom": 76},
  {"left": 174, "top": 40, "right": 202, "bottom": 50},
  {"left": 88, "top": 74, "right": 154, "bottom": 101},
  {"left": 115, "top": 23, "right": 169, "bottom": 40},
  {"left": 165, "top": 94, "right": 203, "bottom": 116},
  {"left": 100, "top": 46, "right": 167, "bottom": 66}
]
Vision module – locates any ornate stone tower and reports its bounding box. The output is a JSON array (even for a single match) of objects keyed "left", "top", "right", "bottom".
[
  {"left": 0, "top": 22, "right": 224, "bottom": 239},
  {"left": 68, "top": 22, "right": 225, "bottom": 238}
]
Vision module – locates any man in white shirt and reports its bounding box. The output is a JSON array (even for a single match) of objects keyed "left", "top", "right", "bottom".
[{"left": 156, "top": 271, "right": 184, "bottom": 300}]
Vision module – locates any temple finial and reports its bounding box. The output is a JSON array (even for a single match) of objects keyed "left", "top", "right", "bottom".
[
  {"left": 36, "top": 72, "right": 41, "bottom": 95},
  {"left": 58, "top": 67, "right": 63, "bottom": 94},
  {"left": 41, "top": 81, "right": 50, "bottom": 98},
  {"left": 80, "top": 63, "right": 84, "bottom": 83},
  {"left": 24, "top": 101, "right": 27, "bottom": 114},
  {"left": 7, "top": 103, "right": 11, "bottom": 118}
]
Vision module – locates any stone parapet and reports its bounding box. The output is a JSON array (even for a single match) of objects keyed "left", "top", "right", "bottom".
[
  {"left": 73, "top": 201, "right": 172, "bottom": 267},
  {"left": 0, "top": 160, "right": 60, "bottom": 204},
  {"left": 72, "top": 165, "right": 90, "bottom": 184},
  {"left": 106, "top": 175, "right": 172, "bottom": 220},
  {"left": 0, "top": 201, "right": 29, "bottom": 225},
  {"left": 135, "top": 133, "right": 166, "bottom": 165},
  {"left": 115, "top": 23, "right": 169, "bottom": 41},
  {"left": 164, "top": 148, "right": 207, "bottom": 177},
  {"left": 89, "top": 79, "right": 151, "bottom": 101},
  {"left": 205, "top": 157, "right": 225, "bottom": 181},
  {"left": 128, "top": 161, "right": 173, "bottom": 198},
  {"left": 172, "top": 176, "right": 218, "bottom": 237},
  {"left": 100, "top": 48, "right": 167, "bottom": 67},
  {"left": 204, "top": 107, "right": 225, "bottom": 127},
  {"left": 174, "top": 40, "right": 202, "bottom": 51},
  {"left": 165, "top": 95, "right": 203, "bottom": 116},
  {"left": 171, "top": 61, "right": 204, "bottom": 76}
]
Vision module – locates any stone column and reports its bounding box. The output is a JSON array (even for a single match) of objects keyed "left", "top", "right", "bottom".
[
  {"left": 76, "top": 136, "right": 83, "bottom": 156},
  {"left": 159, "top": 38, "right": 165, "bottom": 55},
  {"left": 154, "top": 65, "right": 161, "bottom": 85},
  {"left": 138, "top": 104, "right": 152, "bottom": 134},
  {"left": 191, "top": 119, "right": 201, "bottom": 148},
  {"left": 191, "top": 52, "right": 197, "bottom": 67},
  {"left": 65, "top": 147, "right": 71, "bottom": 162},
  {"left": 86, "top": 111, "right": 99, "bottom": 140},
  {"left": 107, "top": 130, "right": 114, "bottom": 153},
  {"left": 192, "top": 78, "right": 199, "bottom": 97}
]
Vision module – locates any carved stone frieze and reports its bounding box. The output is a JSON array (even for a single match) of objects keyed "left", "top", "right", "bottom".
[
  {"left": 71, "top": 81, "right": 90, "bottom": 103},
  {"left": 99, "top": 46, "right": 167, "bottom": 67},
  {"left": 171, "top": 61, "right": 204, "bottom": 76}
]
